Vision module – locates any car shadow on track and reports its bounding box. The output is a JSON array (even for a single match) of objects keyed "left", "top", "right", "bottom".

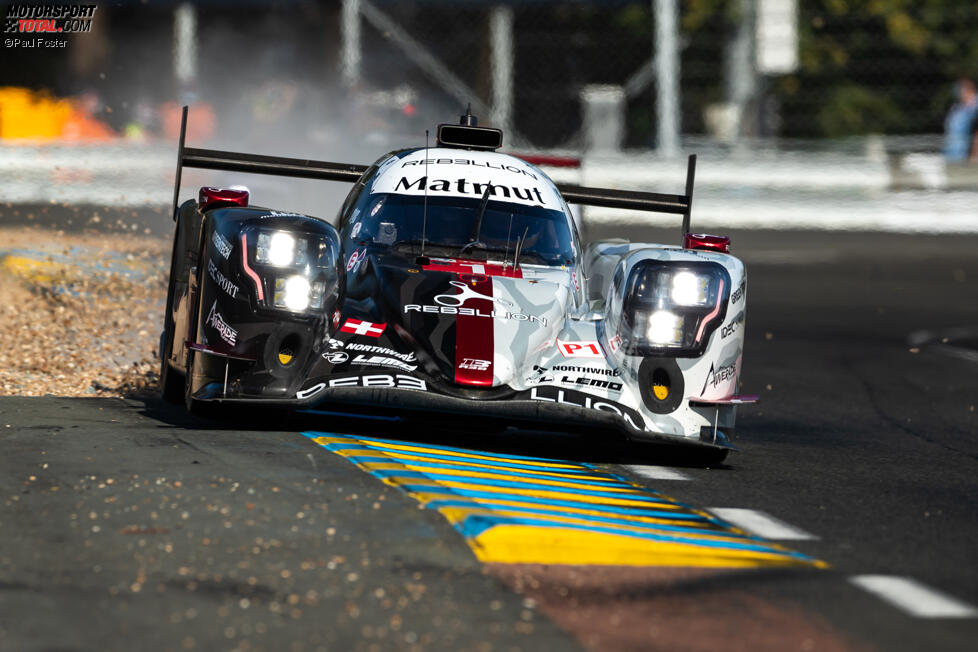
[{"left": 136, "top": 394, "right": 734, "bottom": 470}]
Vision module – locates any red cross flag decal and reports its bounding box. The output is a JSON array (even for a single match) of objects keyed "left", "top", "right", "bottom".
[{"left": 340, "top": 318, "right": 386, "bottom": 338}]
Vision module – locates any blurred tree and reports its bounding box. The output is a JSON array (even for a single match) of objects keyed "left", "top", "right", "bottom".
[{"left": 777, "top": 0, "right": 978, "bottom": 137}]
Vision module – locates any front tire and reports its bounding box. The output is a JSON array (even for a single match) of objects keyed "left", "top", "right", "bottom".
[
  {"left": 183, "top": 346, "right": 216, "bottom": 417},
  {"left": 161, "top": 206, "right": 188, "bottom": 404},
  {"left": 159, "top": 338, "right": 185, "bottom": 404},
  {"left": 182, "top": 226, "right": 215, "bottom": 418}
]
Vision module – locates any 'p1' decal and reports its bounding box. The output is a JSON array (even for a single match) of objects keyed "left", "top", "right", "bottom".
[{"left": 558, "top": 340, "right": 603, "bottom": 358}]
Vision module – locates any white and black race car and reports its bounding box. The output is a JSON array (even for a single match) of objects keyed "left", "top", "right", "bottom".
[{"left": 160, "top": 108, "right": 755, "bottom": 464}]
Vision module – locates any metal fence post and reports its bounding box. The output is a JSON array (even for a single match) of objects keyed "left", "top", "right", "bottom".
[
  {"left": 489, "top": 5, "right": 514, "bottom": 136},
  {"left": 341, "top": 0, "right": 362, "bottom": 89},
  {"left": 173, "top": 3, "right": 197, "bottom": 87},
  {"left": 654, "top": 0, "right": 680, "bottom": 157}
]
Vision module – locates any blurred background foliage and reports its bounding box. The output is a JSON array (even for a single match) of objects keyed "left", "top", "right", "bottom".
[{"left": 1, "top": 1, "right": 976, "bottom": 147}]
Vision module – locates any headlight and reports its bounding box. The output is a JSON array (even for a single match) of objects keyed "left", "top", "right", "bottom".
[
  {"left": 668, "top": 271, "right": 710, "bottom": 306},
  {"left": 620, "top": 262, "right": 730, "bottom": 356},
  {"left": 257, "top": 231, "right": 310, "bottom": 267},
  {"left": 273, "top": 275, "right": 326, "bottom": 312},
  {"left": 645, "top": 311, "right": 684, "bottom": 345},
  {"left": 243, "top": 227, "right": 337, "bottom": 314}
]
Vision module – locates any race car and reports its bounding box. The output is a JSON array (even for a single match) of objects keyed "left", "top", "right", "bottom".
[{"left": 160, "top": 107, "right": 755, "bottom": 463}]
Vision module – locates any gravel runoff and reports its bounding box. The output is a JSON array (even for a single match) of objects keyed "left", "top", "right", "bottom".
[{"left": 0, "top": 226, "right": 167, "bottom": 398}]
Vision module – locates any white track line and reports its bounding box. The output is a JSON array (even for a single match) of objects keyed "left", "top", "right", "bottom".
[
  {"left": 707, "top": 507, "right": 818, "bottom": 540},
  {"left": 621, "top": 464, "right": 691, "bottom": 481},
  {"left": 850, "top": 575, "right": 978, "bottom": 618}
]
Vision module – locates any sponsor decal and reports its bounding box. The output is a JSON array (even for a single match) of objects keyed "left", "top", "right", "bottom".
[
  {"left": 205, "top": 301, "right": 237, "bottom": 346},
  {"left": 549, "top": 365, "right": 620, "bottom": 377},
  {"left": 527, "top": 365, "right": 621, "bottom": 391},
  {"left": 211, "top": 230, "right": 232, "bottom": 260},
  {"left": 526, "top": 386, "right": 647, "bottom": 432},
  {"left": 527, "top": 365, "right": 554, "bottom": 383},
  {"left": 296, "top": 374, "right": 427, "bottom": 399},
  {"left": 405, "top": 304, "right": 547, "bottom": 326},
  {"left": 346, "top": 248, "right": 366, "bottom": 272},
  {"left": 608, "top": 334, "right": 622, "bottom": 353},
  {"left": 327, "top": 338, "right": 417, "bottom": 363},
  {"left": 731, "top": 280, "right": 745, "bottom": 304},
  {"left": 401, "top": 158, "right": 538, "bottom": 180},
  {"left": 721, "top": 311, "right": 745, "bottom": 339},
  {"left": 351, "top": 354, "right": 417, "bottom": 373},
  {"left": 350, "top": 222, "right": 362, "bottom": 239},
  {"left": 435, "top": 280, "right": 512, "bottom": 309},
  {"left": 559, "top": 376, "right": 623, "bottom": 392},
  {"left": 371, "top": 163, "right": 559, "bottom": 211},
  {"left": 332, "top": 310, "right": 341, "bottom": 330},
  {"left": 700, "top": 361, "right": 737, "bottom": 395},
  {"left": 558, "top": 340, "right": 603, "bottom": 358},
  {"left": 208, "top": 259, "right": 239, "bottom": 299},
  {"left": 394, "top": 176, "right": 548, "bottom": 205},
  {"left": 323, "top": 351, "right": 349, "bottom": 364},
  {"left": 409, "top": 281, "right": 545, "bottom": 326},
  {"left": 331, "top": 373, "right": 425, "bottom": 390},
  {"left": 340, "top": 319, "right": 386, "bottom": 338},
  {"left": 458, "top": 358, "right": 491, "bottom": 371}
]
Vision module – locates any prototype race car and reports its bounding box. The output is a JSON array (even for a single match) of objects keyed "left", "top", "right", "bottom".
[{"left": 161, "top": 107, "right": 755, "bottom": 463}]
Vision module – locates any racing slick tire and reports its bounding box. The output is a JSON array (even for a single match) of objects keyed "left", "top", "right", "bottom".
[
  {"left": 183, "top": 347, "right": 218, "bottom": 418},
  {"left": 183, "top": 233, "right": 217, "bottom": 418},
  {"left": 159, "top": 332, "right": 184, "bottom": 405},
  {"left": 160, "top": 213, "right": 187, "bottom": 404}
]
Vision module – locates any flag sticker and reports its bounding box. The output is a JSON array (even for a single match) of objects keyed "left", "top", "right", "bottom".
[{"left": 340, "top": 319, "right": 386, "bottom": 338}]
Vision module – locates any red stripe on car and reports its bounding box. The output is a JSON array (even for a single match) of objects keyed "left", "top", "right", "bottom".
[
  {"left": 454, "top": 275, "right": 495, "bottom": 386},
  {"left": 423, "top": 258, "right": 522, "bottom": 279}
]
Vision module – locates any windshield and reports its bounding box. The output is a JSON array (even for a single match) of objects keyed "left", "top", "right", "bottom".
[{"left": 343, "top": 192, "right": 575, "bottom": 266}]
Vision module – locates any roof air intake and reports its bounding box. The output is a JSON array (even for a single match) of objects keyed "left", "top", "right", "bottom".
[{"left": 437, "top": 106, "right": 503, "bottom": 151}]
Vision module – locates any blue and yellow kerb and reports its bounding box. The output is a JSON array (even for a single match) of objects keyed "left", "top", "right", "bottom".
[{"left": 304, "top": 433, "right": 825, "bottom": 568}]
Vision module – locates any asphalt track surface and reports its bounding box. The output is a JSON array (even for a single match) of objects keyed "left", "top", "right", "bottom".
[{"left": 2, "top": 222, "right": 977, "bottom": 651}]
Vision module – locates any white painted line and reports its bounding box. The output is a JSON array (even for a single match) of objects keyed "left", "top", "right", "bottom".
[
  {"left": 850, "top": 575, "right": 978, "bottom": 619},
  {"left": 707, "top": 507, "right": 818, "bottom": 540},
  {"left": 622, "top": 464, "right": 691, "bottom": 481}
]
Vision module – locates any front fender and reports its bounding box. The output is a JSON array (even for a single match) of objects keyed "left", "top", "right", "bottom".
[
  {"left": 596, "top": 243, "right": 748, "bottom": 432},
  {"left": 187, "top": 206, "right": 344, "bottom": 399}
]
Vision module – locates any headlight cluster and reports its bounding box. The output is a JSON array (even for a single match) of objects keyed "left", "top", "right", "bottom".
[
  {"left": 620, "top": 261, "right": 729, "bottom": 356},
  {"left": 248, "top": 229, "right": 334, "bottom": 313}
]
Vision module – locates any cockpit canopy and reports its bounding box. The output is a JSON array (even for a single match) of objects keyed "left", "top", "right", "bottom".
[{"left": 340, "top": 148, "right": 577, "bottom": 266}]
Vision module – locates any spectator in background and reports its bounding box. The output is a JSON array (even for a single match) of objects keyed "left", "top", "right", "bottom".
[{"left": 944, "top": 77, "right": 978, "bottom": 162}]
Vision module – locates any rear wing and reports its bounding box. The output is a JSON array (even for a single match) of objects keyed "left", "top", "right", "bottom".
[
  {"left": 557, "top": 155, "right": 695, "bottom": 236},
  {"left": 172, "top": 106, "right": 697, "bottom": 235},
  {"left": 171, "top": 106, "right": 367, "bottom": 220}
]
